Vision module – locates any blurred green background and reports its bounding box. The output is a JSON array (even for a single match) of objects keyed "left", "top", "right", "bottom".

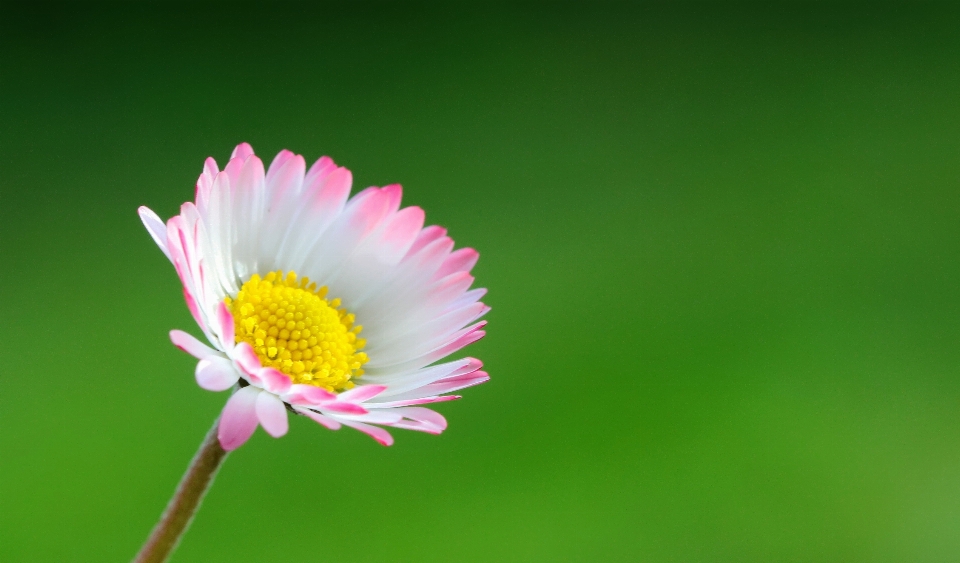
[{"left": 4, "top": 2, "right": 960, "bottom": 561}]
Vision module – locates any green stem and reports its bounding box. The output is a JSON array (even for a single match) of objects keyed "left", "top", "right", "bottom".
[{"left": 132, "top": 417, "right": 228, "bottom": 563}]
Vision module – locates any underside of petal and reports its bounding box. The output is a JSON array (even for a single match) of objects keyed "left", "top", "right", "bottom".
[
  {"left": 255, "top": 391, "right": 289, "bottom": 438},
  {"left": 218, "top": 386, "right": 261, "bottom": 450},
  {"left": 195, "top": 357, "right": 240, "bottom": 391}
]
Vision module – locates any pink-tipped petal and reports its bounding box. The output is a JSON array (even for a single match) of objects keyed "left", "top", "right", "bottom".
[
  {"left": 376, "top": 206, "right": 425, "bottom": 264},
  {"left": 170, "top": 330, "right": 220, "bottom": 360},
  {"left": 203, "top": 157, "right": 219, "bottom": 179},
  {"left": 258, "top": 367, "right": 293, "bottom": 395},
  {"left": 320, "top": 402, "right": 370, "bottom": 416},
  {"left": 337, "top": 384, "right": 387, "bottom": 403},
  {"left": 406, "top": 225, "right": 448, "bottom": 258},
  {"left": 339, "top": 419, "right": 394, "bottom": 446},
  {"left": 195, "top": 357, "right": 240, "bottom": 391},
  {"left": 232, "top": 341, "right": 262, "bottom": 379},
  {"left": 436, "top": 248, "right": 479, "bottom": 279},
  {"left": 255, "top": 392, "right": 289, "bottom": 438},
  {"left": 432, "top": 323, "right": 486, "bottom": 358},
  {"left": 223, "top": 156, "right": 245, "bottom": 183},
  {"left": 267, "top": 149, "right": 295, "bottom": 180},
  {"left": 295, "top": 407, "right": 342, "bottom": 430},
  {"left": 218, "top": 386, "right": 261, "bottom": 450},
  {"left": 304, "top": 155, "right": 336, "bottom": 186},
  {"left": 349, "top": 186, "right": 393, "bottom": 235},
  {"left": 451, "top": 357, "right": 484, "bottom": 377},
  {"left": 216, "top": 302, "right": 235, "bottom": 348},
  {"left": 313, "top": 167, "right": 352, "bottom": 213},
  {"left": 393, "top": 407, "right": 447, "bottom": 432},
  {"left": 284, "top": 384, "right": 338, "bottom": 405},
  {"left": 182, "top": 286, "right": 206, "bottom": 331},
  {"left": 381, "top": 183, "right": 403, "bottom": 214},
  {"left": 231, "top": 142, "right": 254, "bottom": 160},
  {"left": 375, "top": 371, "right": 489, "bottom": 403}
]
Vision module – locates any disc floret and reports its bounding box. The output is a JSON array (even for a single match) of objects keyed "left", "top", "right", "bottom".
[{"left": 226, "top": 270, "right": 368, "bottom": 392}]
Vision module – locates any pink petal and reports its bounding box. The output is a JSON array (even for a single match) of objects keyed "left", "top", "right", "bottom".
[
  {"left": 218, "top": 386, "right": 261, "bottom": 450},
  {"left": 376, "top": 206, "right": 425, "bottom": 264},
  {"left": 138, "top": 206, "right": 171, "bottom": 260},
  {"left": 427, "top": 271, "right": 475, "bottom": 307},
  {"left": 388, "top": 420, "right": 444, "bottom": 434},
  {"left": 336, "top": 384, "right": 387, "bottom": 403},
  {"left": 339, "top": 419, "right": 394, "bottom": 446},
  {"left": 304, "top": 155, "right": 336, "bottom": 186},
  {"left": 381, "top": 183, "right": 403, "bottom": 214},
  {"left": 257, "top": 367, "right": 292, "bottom": 395},
  {"left": 231, "top": 142, "right": 254, "bottom": 160},
  {"left": 451, "top": 357, "right": 484, "bottom": 377},
  {"left": 216, "top": 302, "right": 235, "bottom": 349},
  {"left": 232, "top": 341, "right": 262, "bottom": 379},
  {"left": 266, "top": 150, "right": 305, "bottom": 201},
  {"left": 223, "top": 156, "right": 245, "bottom": 184},
  {"left": 195, "top": 357, "right": 240, "bottom": 391},
  {"left": 431, "top": 322, "right": 487, "bottom": 358},
  {"left": 392, "top": 407, "right": 447, "bottom": 432},
  {"left": 385, "top": 372, "right": 489, "bottom": 402},
  {"left": 182, "top": 286, "right": 206, "bottom": 332},
  {"left": 295, "top": 407, "right": 343, "bottom": 430},
  {"left": 320, "top": 402, "right": 370, "bottom": 416},
  {"left": 284, "top": 384, "right": 337, "bottom": 405},
  {"left": 312, "top": 166, "right": 352, "bottom": 216},
  {"left": 349, "top": 186, "right": 393, "bottom": 235},
  {"left": 406, "top": 225, "right": 447, "bottom": 258},
  {"left": 169, "top": 330, "right": 219, "bottom": 360},
  {"left": 266, "top": 149, "right": 295, "bottom": 181},
  {"left": 255, "top": 392, "right": 289, "bottom": 438},
  {"left": 203, "top": 156, "right": 219, "bottom": 179},
  {"left": 435, "top": 248, "right": 479, "bottom": 279}
]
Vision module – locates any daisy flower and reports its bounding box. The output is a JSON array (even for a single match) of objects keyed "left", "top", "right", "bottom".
[{"left": 138, "top": 143, "right": 489, "bottom": 450}]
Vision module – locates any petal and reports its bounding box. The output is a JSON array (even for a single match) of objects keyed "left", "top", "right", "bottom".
[
  {"left": 216, "top": 302, "right": 235, "bottom": 349},
  {"left": 334, "top": 410, "right": 404, "bottom": 425},
  {"left": 195, "top": 357, "right": 240, "bottom": 391},
  {"left": 231, "top": 142, "right": 254, "bottom": 160},
  {"left": 338, "top": 419, "right": 394, "bottom": 446},
  {"left": 283, "top": 384, "right": 337, "bottom": 405},
  {"left": 319, "top": 402, "right": 369, "bottom": 416},
  {"left": 257, "top": 367, "right": 292, "bottom": 395},
  {"left": 405, "top": 225, "right": 447, "bottom": 258},
  {"left": 170, "top": 329, "right": 221, "bottom": 360},
  {"left": 218, "top": 386, "right": 261, "bottom": 450},
  {"left": 366, "top": 395, "right": 460, "bottom": 408},
  {"left": 138, "top": 206, "right": 171, "bottom": 260},
  {"left": 365, "top": 357, "right": 479, "bottom": 397},
  {"left": 383, "top": 371, "right": 490, "bottom": 402},
  {"left": 255, "top": 392, "right": 289, "bottom": 438},
  {"left": 393, "top": 407, "right": 447, "bottom": 431},
  {"left": 375, "top": 206, "right": 425, "bottom": 264},
  {"left": 435, "top": 248, "right": 479, "bottom": 279},
  {"left": 232, "top": 341, "right": 262, "bottom": 379},
  {"left": 295, "top": 407, "right": 343, "bottom": 430},
  {"left": 381, "top": 183, "right": 403, "bottom": 215},
  {"left": 336, "top": 384, "right": 387, "bottom": 403}
]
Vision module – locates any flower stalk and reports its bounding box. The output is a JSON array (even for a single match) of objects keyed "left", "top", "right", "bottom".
[{"left": 133, "top": 418, "right": 228, "bottom": 563}]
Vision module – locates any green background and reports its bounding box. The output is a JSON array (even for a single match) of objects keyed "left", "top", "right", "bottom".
[{"left": 3, "top": 2, "right": 960, "bottom": 561}]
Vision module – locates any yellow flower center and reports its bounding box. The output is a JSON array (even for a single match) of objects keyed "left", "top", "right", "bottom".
[{"left": 225, "top": 270, "right": 368, "bottom": 392}]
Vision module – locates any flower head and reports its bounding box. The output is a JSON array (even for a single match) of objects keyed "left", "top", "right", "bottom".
[{"left": 139, "top": 143, "right": 489, "bottom": 450}]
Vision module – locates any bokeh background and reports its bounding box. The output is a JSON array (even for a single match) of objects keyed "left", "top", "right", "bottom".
[{"left": 4, "top": 2, "right": 960, "bottom": 561}]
